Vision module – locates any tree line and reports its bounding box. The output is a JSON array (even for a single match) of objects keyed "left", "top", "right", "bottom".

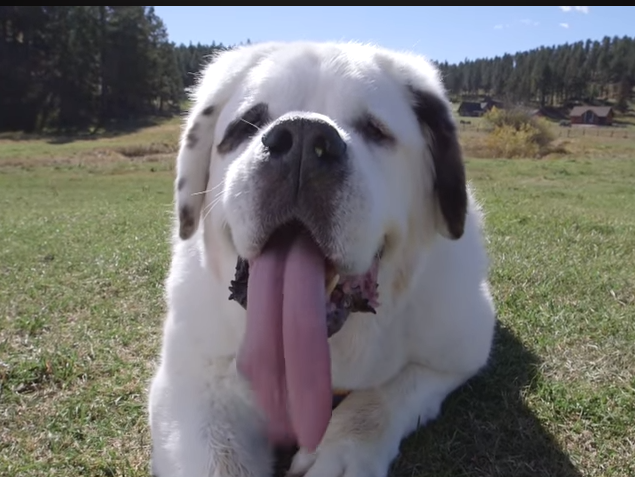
[
  {"left": 1, "top": 6, "right": 634, "bottom": 133},
  {"left": 436, "top": 35, "right": 635, "bottom": 110},
  {"left": 0, "top": 6, "right": 229, "bottom": 132}
]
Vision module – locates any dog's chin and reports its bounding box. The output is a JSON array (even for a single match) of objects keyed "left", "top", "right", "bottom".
[{"left": 227, "top": 219, "right": 383, "bottom": 337}]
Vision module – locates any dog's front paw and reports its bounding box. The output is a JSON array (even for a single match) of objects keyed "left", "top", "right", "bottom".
[
  {"left": 208, "top": 438, "right": 272, "bottom": 477},
  {"left": 286, "top": 392, "right": 398, "bottom": 477},
  {"left": 152, "top": 412, "right": 272, "bottom": 477},
  {"left": 150, "top": 358, "right": 275, "bottom": 477},
  {"left": 287, "top": 441, "right": 391, "bottom": 477}
]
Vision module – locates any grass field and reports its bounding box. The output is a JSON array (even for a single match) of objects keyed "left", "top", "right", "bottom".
[{"left": 1, "top": 118, "right": 634, "bottom": 477}]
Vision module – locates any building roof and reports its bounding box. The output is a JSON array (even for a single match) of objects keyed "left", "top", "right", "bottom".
[
  {"left": 458, "top": 101, "right": 483, "bottom": 112},
  {"left": 569, "top": 106, "right": 613, "bottom": 118},
  {"left": 530, "top": 106, "right": 568, "bottom": 120}
]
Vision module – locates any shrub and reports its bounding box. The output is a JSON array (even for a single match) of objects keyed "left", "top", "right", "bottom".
[{"left": 481, "top": 107, "right": 556, "bottom": 158}]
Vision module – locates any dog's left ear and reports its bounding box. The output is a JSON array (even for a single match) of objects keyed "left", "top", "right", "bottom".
[
  {"left": 409, "top": 87, "right": 467, "bottom": 240},
  {"left": 175, "top": 45, "right": 260, "bottom": 241}
]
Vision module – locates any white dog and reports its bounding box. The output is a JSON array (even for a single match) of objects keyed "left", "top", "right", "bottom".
[{"left": 148, "top": 41, "right": 496, "bottom": 477}]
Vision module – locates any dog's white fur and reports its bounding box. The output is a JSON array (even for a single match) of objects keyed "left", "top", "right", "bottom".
[{"left": 149, "top": 41, "right": 496, "bottom": 477}]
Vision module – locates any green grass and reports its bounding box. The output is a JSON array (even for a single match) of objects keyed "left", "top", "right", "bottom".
[{"left": 1, "top": 124, "right": 634, "bottom": 477}]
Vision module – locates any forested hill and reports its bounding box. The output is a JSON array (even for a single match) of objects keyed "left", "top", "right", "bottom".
[
  {"left": 1, "top": 6, "right": 633, "bottom": 133},
  {"left": 436, "top": 36, "right": 635, "bottom": 109}
]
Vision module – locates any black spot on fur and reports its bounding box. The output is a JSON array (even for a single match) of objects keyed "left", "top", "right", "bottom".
[
  {"left": 186, "top": 132, "right": 198, "bottom": 149},
  {"left": 409, "top": 86, "right": 467, "bottom": 239},
  {"left": 202, "top": 105, "right": 214, "bottom": 116},
  {"left": 186, "top": 123, "right": 200, "bottom": 149},
  {"left": 179, "top": 204, "right": 196, "bottom": 240},
  {"left": 177, "top": 176, "right": 186, "bottom": 191}
]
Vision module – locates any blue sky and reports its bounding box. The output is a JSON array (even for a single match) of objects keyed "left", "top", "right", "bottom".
[{"left": 154, "top": 6, "right": 634, "bottom": 64}]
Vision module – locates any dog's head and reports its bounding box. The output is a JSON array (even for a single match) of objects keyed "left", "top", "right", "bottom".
[{"left": 175, "top": 41, "right": 466, "bottom": 303}]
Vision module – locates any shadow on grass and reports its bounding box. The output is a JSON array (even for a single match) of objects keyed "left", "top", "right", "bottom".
[
  {"left": 273, "top": 321, "right": 580, "bottom": 477},
  {"left": 0, "top": 115, "right": 178, "bottom": 144},
  {"left": 390, "top": 321, "right": 582, "bottom": 477},
  {"left": 46, "top": 117, "right": 167, "bottom": 145}
]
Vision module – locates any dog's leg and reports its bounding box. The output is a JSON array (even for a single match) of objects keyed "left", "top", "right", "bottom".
[
  {"left": 287, "top": 363, "right": 472, "bottom": 477},
  {"left": 149, "top": 357, "right": 273, "bottom": 477}
]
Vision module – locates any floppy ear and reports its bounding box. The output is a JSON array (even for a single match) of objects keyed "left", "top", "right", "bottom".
[
  {"left": 409, "top": 87, "right": 467, "bottom": 240},
  {"left": 175, "top": 101, "right": 217, "bottom": 240},
  {"left": 175, "top": 45, "right": 268, "bottom": 240}
]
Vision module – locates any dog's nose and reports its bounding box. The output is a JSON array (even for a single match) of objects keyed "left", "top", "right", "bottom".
[{"left": 262, "top": 117, "right": 347, "bottom": 164}]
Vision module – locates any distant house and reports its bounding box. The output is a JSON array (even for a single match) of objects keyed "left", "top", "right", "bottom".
[
  {"left": 569, "top": 106, "right": 614, "bottom": 126},
  {"left": 458, "top": 99, "right": 503, "bottom": 117},
  {"left": 458, "top": 102, "right": 484, "bottom": 117}
]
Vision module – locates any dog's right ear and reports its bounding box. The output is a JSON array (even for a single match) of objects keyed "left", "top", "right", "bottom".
[
  {"left": 409, "top": 87, "right": 467, "bottom": 240},
  {"left": 175, "top": 45, "right": 264, "bottom": 240}
]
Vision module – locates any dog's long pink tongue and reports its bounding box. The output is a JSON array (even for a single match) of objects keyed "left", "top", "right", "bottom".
[
  {"left": 236, "top": 231, "right": 332, "bottom": 452},
  {"left": 236, "top": 239, "right": 294, "bottom": 445},
  {"left": 282, "top": 233, "right": 332, "bottom": 451}
]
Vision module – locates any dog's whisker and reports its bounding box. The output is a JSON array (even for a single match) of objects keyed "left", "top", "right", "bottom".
[
  {"left": 240, "top": 118, "right": 262, "bottom": 131},
  {"left": 191, "top": 181, "right": 224, "bottom": 197},
  {"left": 201, "top": 192, "right": 225, "bottom": 223},
  {"left": 201, "top": 200, "right": 220, "bottom": 220},
  {"left": 206, "top": 188, "right": 224, "bottom": 207},
  {"left": 200, "top": 186, "right": 223, "bottom": 213},
  {"left": 203, "top": 196, "right": 223, "bottom": 216},
  {"left": 201, "top": 203, "right": 217, "bottom": 223}
]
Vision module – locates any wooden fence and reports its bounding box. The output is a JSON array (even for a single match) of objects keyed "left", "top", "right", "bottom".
[{"left": 457, "top": 122, "right": 633, "bottom": 139}]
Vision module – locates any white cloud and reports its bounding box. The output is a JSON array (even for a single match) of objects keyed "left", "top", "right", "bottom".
[
  {"left": 559, "top": 6, "right": 589, "bottom": 13},
  {"left": 494, "top": 24, "right": 503, "bottom": 29},
  {"left": 560, "top": 22, "right": 570, "bottom": 28}
]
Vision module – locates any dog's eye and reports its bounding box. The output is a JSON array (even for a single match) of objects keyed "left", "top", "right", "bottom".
[
  {"left": 355, "top": 115, "right": 394, "bottom": 145},
  {"left": 218, "top": 103, "right": 270, "bottom": 154}
]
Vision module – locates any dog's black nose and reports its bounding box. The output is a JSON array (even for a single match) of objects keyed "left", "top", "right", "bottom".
[
  {"left": 262, "top": 117, "right": 347, "bottom": 164},
  {"left": 256, "top": 115, "right": 349, "bottom": 231}
]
